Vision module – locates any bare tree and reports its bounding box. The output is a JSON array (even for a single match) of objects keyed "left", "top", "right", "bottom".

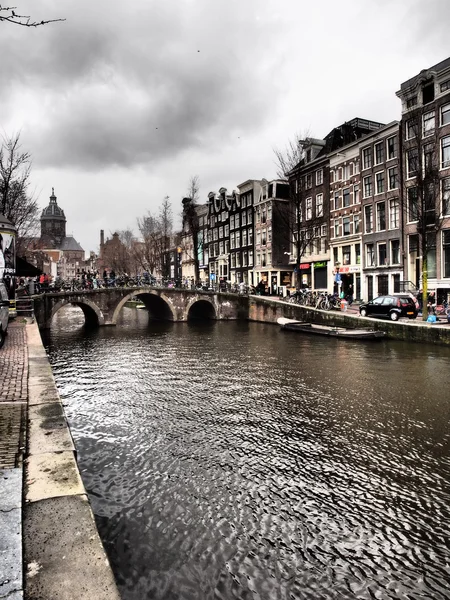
[
  {"left": 136, "top": 197, "right": 174, "bottom": 278},
  {"left": 182, "top": 175, "right": 202, "bottom": 283},
  {"left": 274, "top": 133, "right": 325, "bottom": 289},
  {"left": 0, "top": 133, "right": 39, "bottom": 251},
  {"left": 404, "top": 110, "right": 443, "bottom": 320},
  {"left": 0, "top": 4, "right": 64, "bottom": 27}
]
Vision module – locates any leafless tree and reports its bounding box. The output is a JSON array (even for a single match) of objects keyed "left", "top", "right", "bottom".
[
  {"left": 403, "top": 110, "right": 443, "bottom": 319},
  {"left": 0, "top": 133, "right": 39, "bottom": 252},
  {"left": 0, "top": 4, "right": 64, "bottom": 27},
  {"left": 274, "top": 132, "right": 325, "bottom": 289},
  {"left": 136, "top": 197, "right": 173, "bottom": 278},
  {"left": 182, "top": 175, "right": 202, "bottom": 283}
]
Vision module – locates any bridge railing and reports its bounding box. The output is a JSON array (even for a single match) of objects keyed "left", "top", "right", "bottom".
[{"left": 36, "top": 278, "right": 253, "bottom": 296}]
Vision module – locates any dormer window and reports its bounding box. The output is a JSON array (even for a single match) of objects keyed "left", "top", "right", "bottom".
[
  {"left": 306, "top": 149, "right": 311, "bottom": 162},
  {"left": 406, "top": 97, "right": 417, "bottom": 109},
  {"left": 422, "top": 81, "right": 435, "bottom": 105}
]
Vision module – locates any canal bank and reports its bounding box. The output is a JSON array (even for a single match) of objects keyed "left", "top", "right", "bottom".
[
  {"left": 0, "top": 319, "right": 120, "bottom": 600},
  {"left": 249, "top": 296, "right": 450, "bottom": 345}
]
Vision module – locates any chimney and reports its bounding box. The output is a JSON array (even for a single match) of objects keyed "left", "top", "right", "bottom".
[{"left": 100, "top": 229, "right": 104, "bottom": 247}]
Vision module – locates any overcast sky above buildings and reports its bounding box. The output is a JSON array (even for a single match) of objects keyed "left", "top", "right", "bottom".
[{"left": 1, "top": 0, "right": 449, "bottom": 253}]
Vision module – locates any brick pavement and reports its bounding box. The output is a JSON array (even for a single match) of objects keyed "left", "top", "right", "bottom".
[{"left": 0, "top": 322, "right": 28, "bottom": 403}]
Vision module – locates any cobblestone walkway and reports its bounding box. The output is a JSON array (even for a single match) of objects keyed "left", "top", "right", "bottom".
[
  {"left": 0, "top": 323, "right": 27, "bottom": 469},
  {"left": 0, "top": 323, "right": 28, "bottom": 402}
]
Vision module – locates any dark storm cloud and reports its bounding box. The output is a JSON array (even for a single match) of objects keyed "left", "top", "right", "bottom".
[{"left": 0, "top": 0, "right": 278, "bottom": 169}]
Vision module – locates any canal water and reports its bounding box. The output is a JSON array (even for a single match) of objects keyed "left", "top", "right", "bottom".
[{"left": 42, "top": 307, "right": 450, "bottom": 600}]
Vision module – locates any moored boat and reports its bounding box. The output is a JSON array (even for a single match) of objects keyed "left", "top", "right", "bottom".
[{"left": 277, "top": 318, "right": 386, "bottom": 340}]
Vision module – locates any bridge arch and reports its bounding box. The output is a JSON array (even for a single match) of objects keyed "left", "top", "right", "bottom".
[
  {"left": 184, "top": 297, "right": 217, "bottom": 320},
  {"left": 111, "top": 290, "right": 176, "bottom": 324},
  {"left": 49, "top": 298, "right": 105, "bottom": 328}
]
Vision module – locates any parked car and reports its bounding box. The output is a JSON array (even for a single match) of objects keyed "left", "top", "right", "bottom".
[
  {"left": 359, "top": 295, "right": 418, "bottom": 321},
  {"left": 0, "top": 282, "right": 10, "bottom": 348}
]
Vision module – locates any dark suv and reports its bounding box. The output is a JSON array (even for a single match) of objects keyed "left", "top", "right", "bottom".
[{"left": 359, "top": 295, "right": 418, "bottom": 321}]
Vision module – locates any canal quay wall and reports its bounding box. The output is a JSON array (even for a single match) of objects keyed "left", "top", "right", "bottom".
[
  {"left": 0, "top": 320, "right": 120, "bottom": 600},
  {"left": 248, "top": 296, "right": 450, "bottom": 346}
]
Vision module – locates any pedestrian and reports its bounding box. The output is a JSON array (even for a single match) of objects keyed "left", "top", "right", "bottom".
[{"left": 346, "top": 284, "right": 354, "bottom": 305}]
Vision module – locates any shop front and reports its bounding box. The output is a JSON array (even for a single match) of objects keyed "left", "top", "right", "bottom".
[
  {"left": 333, "top": 264, "right": 361, "bottom": 300},
  {"left": 299, "top": 263, "right": 311, "bottom": 288},
  {"left": 313, "top": 261, "right": 328, "bottom": 291}
]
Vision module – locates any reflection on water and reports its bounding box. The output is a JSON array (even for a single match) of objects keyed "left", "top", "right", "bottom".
[{"left": 43, "top": 306, "right": 450, "bottom": 599}]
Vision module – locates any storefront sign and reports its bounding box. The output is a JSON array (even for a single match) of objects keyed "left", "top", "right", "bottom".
[
  {"left": 314, "top": 261, "right": 327, "bottom": 269},
  {"left": 299, "top": 263, "right": 311, "bottom": 270},
  {"left": 337, "top": 265, "right": 360, "bottom": 274}
]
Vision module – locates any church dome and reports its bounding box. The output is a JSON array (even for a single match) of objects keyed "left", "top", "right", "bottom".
[{"left": 41, "top": 188, "right": 66, "bottom": 221}]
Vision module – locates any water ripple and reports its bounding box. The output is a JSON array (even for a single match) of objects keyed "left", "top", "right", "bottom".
[{"left": 43, "top": 308, "right": 450, "bottom": 600}]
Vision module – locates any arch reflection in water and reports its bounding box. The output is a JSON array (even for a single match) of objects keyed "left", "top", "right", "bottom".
[{"left": 43, "top": 311, "right": 450, "bottom": 600}]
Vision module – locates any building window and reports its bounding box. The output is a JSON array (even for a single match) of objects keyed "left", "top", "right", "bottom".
[
  {"left": 406, "top": 119, "right": 416, "bottom": 140},
  {"left": 441, "top": 104, "right": 450, "bottom": 125},
  {"left": 242, "top": 251, "right": 247, "bottom": 267},
  {"left": 342, "top": 245, "right": 351, "bottom": 265},
  {"left": 267, "top": 250, "right": 272, "bottom": 265},
  {"left": 334, "top": 191, "right": 340, "bottom": 211},
  {"left": 364, "top": 205, "right": 373, "bottom": 233},
  {"left": 366, "top": 244, "right": 375, "bottom": 266},
  {"left": 362, "top": 147, "right": 372, "bottom": 169},
  {"left": 355, "top": 243, "right": 361, "bottom": 265},
  {"left": 443, "top": 230, "right": 450, "bottom": 277},
  {"left": 234, "top": 231, "right": 240, "bottom": 248},
  {"left": 236, "top": 252, "right": 241, "bottom": 268},
  {"left": 387, "top": 136, "right": 397, "bottom": 159},
  {"left": 248, "top": 228, "right": 253, "bottom": 245},
  {"left": 375, "top": 142, "right": 384, "bottom": 165},
  {"left": 230, "top": 232, "right": 235, "bottom": 249},
  {"left": 391, "top": 239, "right": 400, "bottom": 264},
  {"left": 248, "top": 250, "right": 253, "bottom": 266},
  {"left": 256, "top": 207, "right": 260, "bottom": 223},
  {"left": 343, "top": 217, "right": 351, "bottom": 236},
  {"left": 334, "top": 218, "right": 339, "bottom": 238},
  {"left": 316, "top": 169, "right": 323, "bottom": 185},
  {"left": 219, "top": 241, "right": 224, "bottom": 255},
  {"left": 231, "top": 253, "right": 236, "bottom": 268},
  {"left": 388, "top": 166, "right": 399, "bottom": 190},
  {"left": 408, "top": 187, "right": 418, "bottom": 222},
  {"left": 267, "top": 204, "right": 272, "bottom": 220},
  {"left": 247, "top": 208, "right": 253, "bottom": 224},
  {"left": 256, "top": 230, "right": 260, "bottom": 245},
  {"left": 376, "top": 172, "right": 385, "bottom": 194},
  {"left": 261, "top": 229, "right": 266, "bottom": 245},
  {"left": 242, "top": 211, "right": 247, "bottom": 226},
  {"left": 306, "top": 197, "right": 312, "bottom": 220},
  {"left": 268, "top": 227, "right": 272, "bottom": 242},
  {"left": 363, "top": 176, "right": 372, "bottom": 198},
  {"left": 316, "top": 194, "right": 323, "bottom": 217},
  {"left": 423, "top": 110, "right": 435, "bottom": 136},
  {"left": 354, "top": 214, "right": 360, "bottom": 234},
  {"left": 378, "top": 243, "right": 387, "bottom": 266},
  {"left": 377, "top": 202, "right": 386, "bottom": 231},
  {"left": 407, "top": 148, "right": 419, "bottom": 177},
  {"left": 389, "top": 198, "right": 399, "bottom": 229},
  {"left": 406, "top": 97, "right": 417, "bottom": 109},
  {"left": 235, "top": 213, "right": 240, "bottom": 228},
  {"left": 242, "top": 229, "right": 248, "bottom": 246},
  {"left": 440, "top": 80, "right": 450, "bottom": 93},
  {"left": 443, "top": 178, "right": 450, "bottom": 215},
  {"left": 321, "top": 224, "right": 327, "bottom": 237},
  {"left": 441, "top": 136, "right": 450, "bottom": 168},
  {"left": 343, "top": 188, "right": 350, "bottom": 207},
  {"left": 306, "top": 174, "right": 312, "bottom": 189},
  {"left": 219, "top": 226, "right": 224, "bottom": 239},
  {"left": 422, "top": 82, "right": 435, "bottom": 105},
  {"left": 354, "top": 184, "right": 360, "bottom": 204}
]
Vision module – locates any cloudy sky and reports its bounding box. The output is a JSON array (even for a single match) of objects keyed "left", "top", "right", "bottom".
[{"left": 1, "top": 0, "right": 449, "bottom": 253}]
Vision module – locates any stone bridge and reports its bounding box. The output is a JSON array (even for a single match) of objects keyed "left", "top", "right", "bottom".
[{"left": 33, "top": 287, "right": 250, "bottom": 329}]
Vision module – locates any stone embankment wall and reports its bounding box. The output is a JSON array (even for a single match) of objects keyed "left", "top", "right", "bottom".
[
  {"left": 248, "top": 297, "right": 450, "bottom": 346},
  {"left": 24, "top": 322, "right": 120, "bottom": 599}
]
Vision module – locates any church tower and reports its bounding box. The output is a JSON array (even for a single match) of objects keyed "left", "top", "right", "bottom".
[{"left": 40, "top": 188, "right": 66, "bottom": 247}]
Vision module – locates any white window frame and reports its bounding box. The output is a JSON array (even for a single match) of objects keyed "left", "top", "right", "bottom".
[
  {"left": 441, "top": 136, "right": 450, "bottom": 169},
  {"left": 374, "top": 141, "right": 384, "bottom": 165},
  {"left": 441, "top": 103, "right": 450, "bottom": 127},
  {"left": 316, "top": 169, "right": 323, "bottom": 185},
  {"left": 423, "top": 110, "right": 436, "bottom": 137},
  {"left": 376, "top": 201, "right": 386, "bottom": 232},
  {"left": 389, "top": 198, "right": 400, "bottom": 230},
  {"left": 306, "top": 197, "right": 313, "bottom": 220},
  {"left": 363, "top": 176, "right": 372, "bottom": 198},
  {"left": 386, "top": 136, "right": 396, "bottom": 160},
  {"left": 375, "top": 171, "right": 385, "bottom": 195},
  {"left": 362, "top": 146, "right": 372, "bottom": 170},
  {"left": 316, "top": 193, "right": 323, "bottom": 217}
]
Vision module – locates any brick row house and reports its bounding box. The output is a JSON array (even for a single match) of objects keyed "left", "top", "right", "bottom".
[
  {"left": 397, "top": 57, "right": 450, "bottom": 304},
  {"left": 178, "top": 57, "right": 450, "bottom": 303}
]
